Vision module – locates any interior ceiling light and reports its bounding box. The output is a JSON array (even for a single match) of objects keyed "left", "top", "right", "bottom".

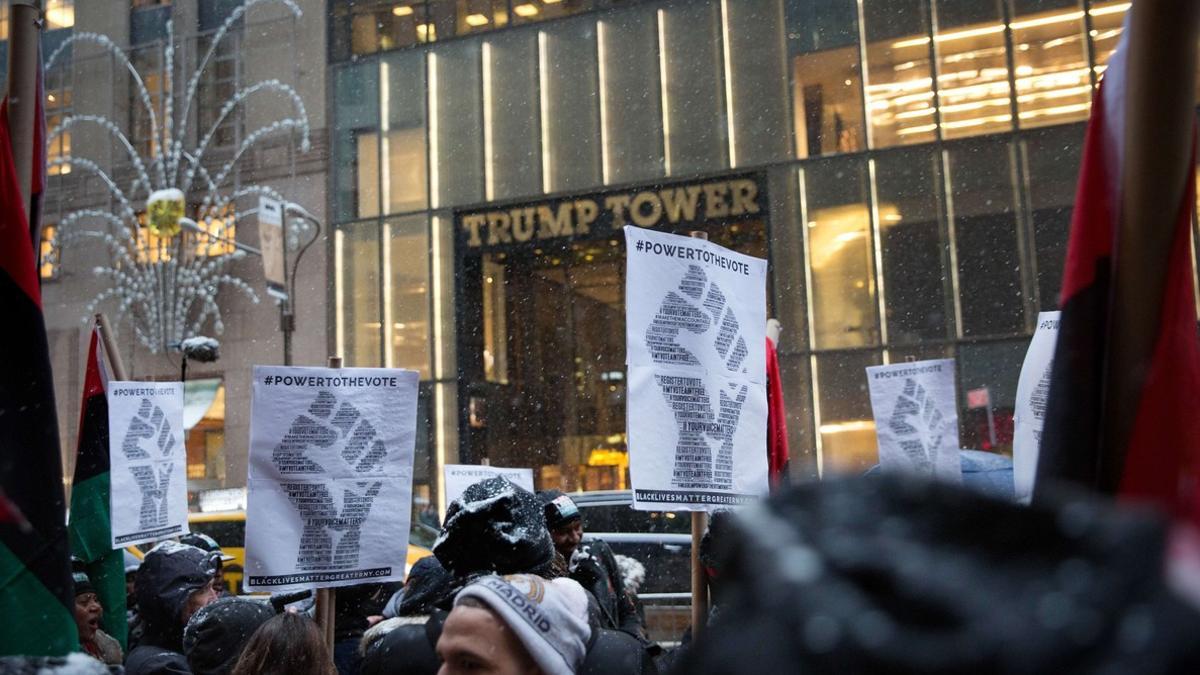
[
  {"left": 392, "top": 5, "right": 414, "bottom": 16},
  {"left": 514, "top": 4, "right": 540, "bottom": 17},
  {"left": 466, "top": 13, "right": 490, "bottom": 26}
]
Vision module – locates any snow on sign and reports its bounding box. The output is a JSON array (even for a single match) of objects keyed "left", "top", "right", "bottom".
[
  {"left": 1013, "top": 311, "right": 1060, "bottom": 504},
  {"left": 244, "top": 366, "right": 419, "bottom": 591},
  {"left": 624, "top": 226, "right": 769, "bottom": 511},
  {"left": 866, "top": 359, "right": 962, "bottom": 483},
  {"left": 444, "top": 465, "right": 534, "bottom": 506},
  {"left": 108, "top": 381, "right": 189, "bottom": 547}
]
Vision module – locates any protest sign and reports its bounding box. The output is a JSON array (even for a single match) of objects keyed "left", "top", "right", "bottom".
[
  {"left": 444, "top": 465, "right": 534, "bottom": 506},
  {"left": 244, "top": 366, "right": 419, "bottom": 591},
  {"left": 108, "top": 381, "right": 188, "bottom": 547},
  {"left": 624, "top": 226, "right": 769, "bottom": 511},
  {"left": 1013, "top": 311, "right": 1060, "bottom": 503},
  {"left": 866, "top": 359, "right": 962, "bottom": 483}
]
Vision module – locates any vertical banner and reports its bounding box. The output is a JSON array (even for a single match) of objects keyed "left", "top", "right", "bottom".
[
  {"left": 107, "top": 382, "right": 188, "bottom": 546},
  {"left": 1013, "top": 311, "right": 1060, "bottom": 503},
  {"left": 443, "top": 465, "right": 534, "bottom": 506},
  {"left": 258, "top": 196, "right": 287, "bottom": 301},
  {"left": 865, "top": 359, "right": 962, "bottom": 483},
  {"left": 244, "top": 366, "right": 418, "bottom": 591},
  {"left": 624, "top": 227, "right": 769, "bottom": 511}
]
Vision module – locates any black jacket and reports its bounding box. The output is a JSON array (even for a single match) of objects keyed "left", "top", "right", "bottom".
[
  {"left": 125, "top": 543, "right": 218, "bottom": 675},
  {"left": 570, "top": 538, "right": 645, "bottom": 639}
]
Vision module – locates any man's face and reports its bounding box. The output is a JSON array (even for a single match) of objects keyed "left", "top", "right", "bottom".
[
  {"left": 125, "top": 573, "right": 136, "bottom": 603},
  {"left": 73, "top": 592, "right": 102, "bottom": 642},
  {"left": 550, "top": 519, "right": 583, "bottom": 560},
  {"left": 213, "top": 560, "right": 226, "bottom": 593},
  {"left": 437, "top": 605, "right": 542, "bottom": 675},
  {"left": 180, "top": 578, "right": 218, "bottom": 625}
]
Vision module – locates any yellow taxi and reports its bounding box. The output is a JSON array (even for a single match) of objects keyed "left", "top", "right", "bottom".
[{"left": 186, "top": 510, "right": 435, "bottom": 595}]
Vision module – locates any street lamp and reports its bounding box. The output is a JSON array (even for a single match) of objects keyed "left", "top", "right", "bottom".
[{"left": 179, "top": 203, "right": 321, "bottom": 365}]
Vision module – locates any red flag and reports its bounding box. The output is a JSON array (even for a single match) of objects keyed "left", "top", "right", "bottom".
[
  {"left": 765, "top": 338, "right": 789, "bottom": 488},
  {"left": 1036, "top": 22, "right": 1200, "bottom": 523}
]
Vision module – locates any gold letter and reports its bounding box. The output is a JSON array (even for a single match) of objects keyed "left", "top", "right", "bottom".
[
  {"left": 537, "top": 203, "right": 574, "bottom": 238},
  {"left": 574, "top": 200, "right": 598, "bottom": 235},
  {"left": 729, "top": 179, "right": 760, "bottom": 216},
  {"left": 605, "top": 194, "right": 633, "bottom": 227},
  {"left": 630, "top": 191, "right": 664, "bottom": 228},
  {"left": 486, "top": 211, "right": 512, "bottom": 245},
  {"left": 463, "top": 214, "right": 486, "bottom": 247},
  {"left": 660, "top": 185, "right": 703, "bottom": 223},
  {"left": 512, "top": 207, "right": 536, "bottom": 242},
  {"left": 703, "top": 182, "right": 730, "bottom": 218}
]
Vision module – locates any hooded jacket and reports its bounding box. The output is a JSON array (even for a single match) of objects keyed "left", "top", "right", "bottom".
[
  {"left": 433, "top": 477, "right": 555, "bottom": 578},
  {"left": 182, "top": 598, "right": 274, "bottom": 675},
  {"left": 125, "top": 542, "right": 219, "bottom": 675}
]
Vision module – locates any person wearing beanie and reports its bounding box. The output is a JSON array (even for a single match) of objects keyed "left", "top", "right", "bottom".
[
  {"left": 72, "top": 566, "right": 123, "bottom": 665},
  {"left": 439, "top": 574, "right": 592, "bottom": 675},
  {"left": 433, "top": 478, "right": 556, "bottom": 579},
  {"left": 538, "top": 491, "right": 644, "bottom": 639},
  {"left": 125, "top": 541, "right": 221, "bottom": 675},
  {"left": 180, "top": 533, "right": 236, "bottom": 596},
  {"left": 182, "top": 597, "right": 275, "bottom": 675}
]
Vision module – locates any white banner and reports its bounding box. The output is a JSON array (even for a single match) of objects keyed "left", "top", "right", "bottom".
[
  {"left": 108, "top": 381, "right": 189, "bottom": 547},
  {"left": 1013, "top": 311, "right": 1060, "bottom": 504},
  {"left": 866, "top": 359, "right": 962, "bottom": 483},
  {"left": 444, "top": 465, "right": 535, "bottom": 506},
  {"left": 244, "top": 366, "right": 418, "bottom": 591},
  {"left": 624, "top": 227, "right": 769, "bottom": 511}
]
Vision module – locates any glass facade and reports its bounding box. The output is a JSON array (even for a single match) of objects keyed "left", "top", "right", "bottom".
[{"left": 329, "top": 0, "right": 1197, "bottom": 506}]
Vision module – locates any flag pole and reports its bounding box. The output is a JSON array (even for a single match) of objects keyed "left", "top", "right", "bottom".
[
  {"left": 5, "top": 1, "right": 41, "bottom": 232},
  {"left": 95, "top": 314, "right": 129, "bottom": 381},
  {"left": 314, "top": 355, "right": 343, "bottom": 650},
  {"left": 1100, "top": 0, "right": 1200, "bottom": 488}
]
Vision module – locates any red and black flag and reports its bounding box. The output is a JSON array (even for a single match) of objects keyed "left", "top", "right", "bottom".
[
  {"left": 1035, "top": 8, "right": 1200, "bottom": 523},
  {"left": 68, "top": 327, "right": 127, "bottom": 650},
  {"left": 0, "top": 92, "right": 77, "bottom": 655}
]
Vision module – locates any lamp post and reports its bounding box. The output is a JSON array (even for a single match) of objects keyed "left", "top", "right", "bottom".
[{"left": 180, "top": 202, "right": 321, "bottom": 365}]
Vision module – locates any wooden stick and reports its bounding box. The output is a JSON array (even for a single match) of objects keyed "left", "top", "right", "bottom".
[
  {"left": 314, "top": 355, "right": 343, "bottom": 649},
  {"left": 95, "top": 314, "right": 128, "bottom": 381},
  {"left": 686, "top": 230, "right": 711, "bottom": 636}
]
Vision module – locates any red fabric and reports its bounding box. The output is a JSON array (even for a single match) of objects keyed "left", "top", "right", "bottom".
[
  {"left": 0, "top": 97, "right": 39, "bottom": 308},
  {"left": 765, "top": 338, "right": 789, "bottom": 488}
]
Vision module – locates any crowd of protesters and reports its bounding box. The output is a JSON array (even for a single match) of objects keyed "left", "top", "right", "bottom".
[{"left": 34, "top": 471, "right": 1200, "bottom": 675}]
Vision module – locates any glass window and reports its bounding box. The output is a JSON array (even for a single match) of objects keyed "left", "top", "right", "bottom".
[
  {"left": 598, "top": 5, "right": 664, "bottom": 184},
  {"left": 946, "top": 139, "right": 1027, "bottom": 336},
  {"left": 512, "top": 0, "right": 594, "bottom": 25},
  {"left": 958, "top": 340, "right": 1026, "bottom": 452},
  {"left": 768, "top": 166, "right": 809, "bottom": 352},
  {"left": 814, "top": 349, "right": 882, "bottom": 475},
  {"left": 336, "top": 220, "right": 383, "bottom": 367},
  {"left": 1010, "top": 0, "right": 1091, "bottom": 128},
  {"left": 1088, "top": 0, "right": 1129, "bottom": 77},
  {"left": 660, "top": 0, "right": 729, "bottom": 174},
  {"left": 130, "top": 43, "right": 167, "bottom": 158},
  {"left": 184, "top": 379, "right": 225, "bottom": 485},
  {"left": 386, "top": 215, "right": 431, "bottom": 376},
  {"left": 332, "top": 63, "right": 380, "bottom": 222},
  {"left": 862, "top": 0, "right": 936, "bottom": 146},
  {"left": 1022, "top": 123, "right": 1083, "bottom": 311},
  {"left": 934, "top": 0, "right": 1014, "bottom": 139},
  {"left": 344, "top": 1, "right": 432, "bottom": 57},
  {"left": 45, "top": 0, "right": 74, "bottom": 30},
  {"left": 433, "top": 0, "right": 508, "bottom": 39},
  {"left": 383, "top": 52, "right": 428, "bottom": 213},
  {"left": 802, "top": 158, "right": 880, "bottom": 349},
  {"left": 541, "top": 18, "right": 602, "bottom": 192},
  {"left": 723, "top": 0, "right": 792, "bottom": 166},
  {"left": 788, "top": 0, "right": 864, "bottom": 157},
  {"left": 46, "top": 65, "right": 72, "bottom": 176},
  {"left": 39, "top": 224, "right": 60, "bottom": 281},
  {"left": 484, "top": 30, "right": 541, "bottom": 200},
  {"left": 874, "top": 147, "right": 953, "bottom": 343},
  {"left": 196, "top": 24, "right": 241, "bottom": 152},
  {"left": 430, "top": 39, "right": 483, "bottom": 207}
]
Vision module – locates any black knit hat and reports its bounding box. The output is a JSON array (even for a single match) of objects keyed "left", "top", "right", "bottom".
[
  {"left": 538, "top": 490, "right": 582, "bottom": 530},
  {"left": 70, "top": 557, "right": 94, "bottom": 597},
  {"left": 183, "top": 597, "right": 275, "bottom": 675},
  {"left": 433, "top": 477, "right": 554, "bottom": 577}
]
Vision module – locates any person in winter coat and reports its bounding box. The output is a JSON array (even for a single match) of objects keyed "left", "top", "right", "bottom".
[
  {"left": 229, "top": 613, "right": 337, "bottom": 675},
  {"left": 72, "top": 567, "right": 123, "bottom": 665},
  {"left": 125, "top": 541, "right": 220, "bottom": 675},
  {"left": 182, "top": 597, "right": 274, "bottom": 675},
  {"left": 538, "top": 491, "right": 645, "bottom": 639},
  {"left": 179, "top": 533, "right": 236, "bottom": 596},
  {"left": 126, "top": 550, "right": 144, "bottom": 648}
]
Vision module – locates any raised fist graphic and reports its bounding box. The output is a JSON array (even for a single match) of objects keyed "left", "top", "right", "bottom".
[
  {"left": 645, "top": 265, "right": 749, "bottom": 490},
  {"left": 886, "top": 378, "right": 950, "bottom": 473},
  {"left": 121, "top": 398, "right": 175, "bottom": 529},
  {"left": 272, "top": 391, "right": 388, "bottom": 571}
]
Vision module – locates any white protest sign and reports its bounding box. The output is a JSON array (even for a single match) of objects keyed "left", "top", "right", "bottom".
[
  {"left": 624, "top": 226, "right": 769, "bottom": 511},
  {"left": 444, "top": 465, "right": 534, "bottom": 506},
  {"left": 1013, "top": 311, "right": 1060, "bottom": 504},
  {"left": 108, "top": 381, "right": 189, "bottom": 547},
  {"left": 865, "top": 359, "right": 962, "bottom": 483},
  {"left": 244, "top": 366, "right": 418, "bottom": 591}
]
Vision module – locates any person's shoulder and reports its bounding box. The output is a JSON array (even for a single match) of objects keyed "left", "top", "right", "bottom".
[{"left": 124, "top": 645, "right": 190, "bottom": 675}]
